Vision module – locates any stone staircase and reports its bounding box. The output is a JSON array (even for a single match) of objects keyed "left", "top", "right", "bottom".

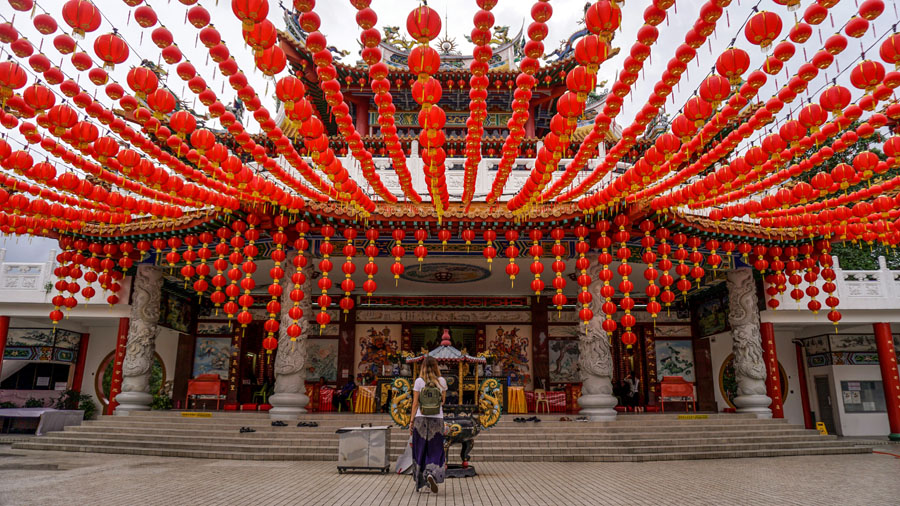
[{"left": 11, "top": 411, "right": 871, "bottom": 463}]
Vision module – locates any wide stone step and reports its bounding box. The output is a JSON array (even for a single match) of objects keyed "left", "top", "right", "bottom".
[
  {"left": 16, "top": 435, "right": 854, "bottom": 454},
  {"left": 38, "top": 430, "right": 837, "bottom": 449},
  {"left": 76, "top": 419, "right": 791, "bottom": 433},
  {"left": 57, "top": 425, "right": 819, "bottom": 444},
  {"left": 54, "top": 427, "right": 833, "bottom": 446},
  {"left": 11, "top": 441, "right": 869, "bottom": 462},
  {"left": 123, "top": 411, "right": 760, "bottom": 422},
  {"left": 104, "top": 412, "right": 782, "bottom": 424},
  {"left": 32, "top": 438, "right": 847, "bottom": 457},
  {"left": 14, "top": 410, "right": 867, "bottom": 463}
]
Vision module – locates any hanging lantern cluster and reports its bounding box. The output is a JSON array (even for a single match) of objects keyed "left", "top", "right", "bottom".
[
  {"left": 390, "top": 228, "right": 405, "bottom": 284},
  {"left": 340, "top": 227, "right": 357, "bottom": 314},
  {"left": 550, "top": 227, "right": 567, "bottom": 312},
  {"left": 574, "top": 225, "right": 592, "bottom": 324},
  {"left": 504, "top": 229, "right": 520, "bottom": 287},
  {"left": 486, "top": 0, "right": 548, "bottom": 203},
  {"left": 461, "top": 0, "right": 498, "bottom": 204},
  {"left": 529, "top": 229, "right": 544, "bottom": 296},
  {"left": 639, "top": 221, "right": 661, "bottom": 322},
  {"left": 317, "top": 224, "right": 335, "bottom": 331},
  {"left": 413, "top": 228, "right": 428, "bottom": 266},
  {"left": 363, "top": 228, "right": 379, "bottom": 297},
  {"left": 193, "top": 232, "right": 213, "bottom": 297},
  {"left": 287, "top": 221, "right": 311, "bottom": 342},
  {"left": 355, "top": 0, "right": 420, "bottom": 202},
  {"left": 408, "top": 4, "right": 449, "bottom": 217},
  {"left": 263, "top": 216, "right": 290, "bottom": 353},
  {"left": 237, "top": 214, "right": 261, "bottom": 328}
]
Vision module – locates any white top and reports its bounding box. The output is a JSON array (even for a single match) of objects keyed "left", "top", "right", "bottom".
[
  {"left": 626, "top": 378, "right": 640, "bottom": 395},
  {"left": 413, "top": 376, "right": 447, "bottom": 418}
]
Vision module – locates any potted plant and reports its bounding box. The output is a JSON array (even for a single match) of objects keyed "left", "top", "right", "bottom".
[{"left": 55, "top": 389, "right": 97, "bottom": 420}]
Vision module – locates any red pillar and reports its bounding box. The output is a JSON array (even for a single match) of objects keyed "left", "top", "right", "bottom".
[
  {"left": 873, "top": 322, "right": 900, "bottom": 441},
  {"left": 525, "top": 105, "right": 536, "bottom": 138},
  {"left": 760, "top": 322, "right": 784, "bottom": 418},
  {"left": 352, "top": 96, "right": 369, "bottom": 136},
  {"left": 794, "top": 342, "right": 814, "bottom": 429},
  {"left": 71, "top": 332, "right": 91, "bottom": 393},
  {"left": 0, "top": 315, "right": 9, "bottom": 381},
  {"left": 106, "top": 318, "right": 130, "bottom": 415}
]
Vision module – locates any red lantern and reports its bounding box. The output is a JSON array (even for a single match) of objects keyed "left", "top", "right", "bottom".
[
  {"left": 62, "top": 0, "right": 102, "bottom": 38},
  {"left": 880, "top": 33, "right": 900, "bottom": 68},
  {"left": 231, "top": 0, "right": 269, "bottom": 30},
  {"left": 716, "top": 47, "right": 750, "bottom": 84},
  {"left": 255, "top": 46, "right": 286, "bottom": 78},
  {"left": 407, "top": 6, "right": 441, "bottom": 43},
  {"left": 0, "top": 61, "right": 27, "bottom": 99},
  {"left": 850, "top": 60, "right": 885, "bottom": 93},
  {"left": 745, "top": 11, "right": 782, "bottom": 50},
  {"left": 126, "top": 67, "right": 159, "bottom": 99},
  {"left": 585, "top": 0, "right": 621, "bottom": 41}
]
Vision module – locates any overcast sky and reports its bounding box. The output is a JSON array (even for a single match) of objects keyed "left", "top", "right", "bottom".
[{"left": 0, "top": 0, "right": 895, "bottom": 201}]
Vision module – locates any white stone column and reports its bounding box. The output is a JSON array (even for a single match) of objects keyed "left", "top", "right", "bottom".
[
  {"left": 115, "top": 264, "right": 164, "bottom": 414},
  {"left": 269, "top": 254, "right": 311, "bottom": 420},
  {"left": 577, "top": 259, "right": 618, "bottom": 421},
  {"left": 726, "top": 268, "right": 772, "bottom": 419}
]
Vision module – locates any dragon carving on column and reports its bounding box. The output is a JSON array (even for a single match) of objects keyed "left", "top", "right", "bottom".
[
  {"left": 579, "top": 262, "right": 613, "bottom": 395},
  {"left": 121, "top": 265, "right": 163, "bottom": 394},
  {"left": 727, "top": 269, "right": 768, "bottom": 396},
  {"left": 274, "top": 255, "right": 311, "bottom": 395}
]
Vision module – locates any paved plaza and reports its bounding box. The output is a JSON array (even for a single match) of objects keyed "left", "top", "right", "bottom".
[{"left": 0, "top": 446, "right": 899, "bottom": 506}]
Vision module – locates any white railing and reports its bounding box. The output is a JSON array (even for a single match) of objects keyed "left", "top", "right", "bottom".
[
  {"left": 771, "top": 256, "right": 900, "bottom": 311},
  {"left": 0, "top": 248, "right": 131, "bottom": 306}
]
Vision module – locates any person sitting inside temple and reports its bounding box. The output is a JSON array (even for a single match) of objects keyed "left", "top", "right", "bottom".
[{"left": 333, "top": 378, "right": 356, "bottom": 411}]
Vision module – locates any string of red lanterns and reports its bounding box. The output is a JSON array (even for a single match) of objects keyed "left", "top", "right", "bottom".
[
  {"left": 461, "top": 0, "right": 499, "bottom": 205},
  {"left": 484, "top": 0, "right": 548, "bottom": 204}
]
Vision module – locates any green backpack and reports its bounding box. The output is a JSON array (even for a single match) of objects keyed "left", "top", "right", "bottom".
[{"left": 420, "top": 382, "right": 442, "bottom": 415}]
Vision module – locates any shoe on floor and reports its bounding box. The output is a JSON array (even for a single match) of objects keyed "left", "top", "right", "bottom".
[
  {"left": 271, "top": 421, "right": 287, "bottom": 427},
  {"left": 426, "top": 474, "right": 438, "bottom": 493}
]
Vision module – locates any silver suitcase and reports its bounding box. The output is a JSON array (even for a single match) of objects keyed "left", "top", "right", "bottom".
[{"left": 336, "top": 423, "right": 391, "bottom": 474}]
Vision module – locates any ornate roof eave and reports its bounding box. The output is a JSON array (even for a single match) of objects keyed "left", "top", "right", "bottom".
[
  {"left": 68, "top": 209, "right": 223, "bottom": 240},
  {"left": 304, "top": 200, "right": 585, "bottom": 224},
  {"left": 666, "top": 212, "right": 812, "bottom": 244}
]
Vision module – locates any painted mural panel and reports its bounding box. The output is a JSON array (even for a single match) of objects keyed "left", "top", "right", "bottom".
[
  {"left": 548, "top": 339, "right": 579, "bottom": 383},
  {"left": 306, "top": 339, "right": 339, "bottom": 382},
  {"left": 485, "top": 324, "right": 532, "bottom": 388},
  {"left": 354, "top": 324, "right": 402, "bottom": 379},
  {"left": 197, "top": 321, "right": 233, "bottom": 335},
  {"left": 192, "top": 337, "right": 231, "bottom": 379},
  {"left": 655, "top": 340, "right": 695, "bottom": 382}
]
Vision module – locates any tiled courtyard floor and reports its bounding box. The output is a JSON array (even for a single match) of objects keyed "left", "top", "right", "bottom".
[{"left": 1, "top": 446, "right": 899, "bottom": 505}]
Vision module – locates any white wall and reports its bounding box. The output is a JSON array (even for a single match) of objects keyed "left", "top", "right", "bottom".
[
  {"left": 706, "top": 328, "right": 806, "bottom": 426},
  {"left": 800, "top": 323, "right": 898, "bottom": 437},
  {"left": 829, "top": 365, "right": 890, "bottom": 437},
  {"left": 78, "top": 320, "right": 181, "bottom": 412}
]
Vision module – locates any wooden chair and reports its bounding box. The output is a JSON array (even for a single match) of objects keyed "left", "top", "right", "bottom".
[{"left": 534, "top": 388, "right": 550, "bottom": 414}]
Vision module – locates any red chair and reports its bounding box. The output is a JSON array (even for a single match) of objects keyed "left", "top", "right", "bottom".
[
  {"left": 659, "top": 376, "right": 696, "bottom": 412},
  {"left": 186, "top": 374, "right": 225, "bottom": 410}
]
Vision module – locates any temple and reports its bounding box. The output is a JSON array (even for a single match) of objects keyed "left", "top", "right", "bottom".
[{"left": 0, "top": 0, "right": 899, "bottom": 467}]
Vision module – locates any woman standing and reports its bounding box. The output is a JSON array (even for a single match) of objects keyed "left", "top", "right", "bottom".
[
  {"left": 408, "top": 356, "right": 447, "bottom": 493},
  {"left": 625, "top": 372, "right": 642, "bottom": 412}
]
